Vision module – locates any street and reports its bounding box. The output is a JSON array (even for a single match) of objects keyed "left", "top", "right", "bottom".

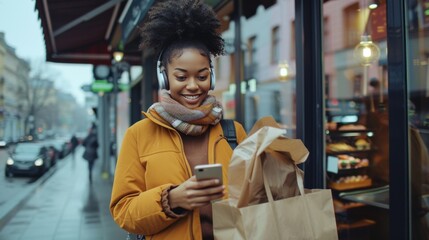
[
  {"left": 0, "top": 146, "right": 124, "bottom": 240},
  {"left": 0, "top": 147, "right": 47, "bottom": 216}
]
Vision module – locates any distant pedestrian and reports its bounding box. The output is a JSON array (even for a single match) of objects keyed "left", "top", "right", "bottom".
[
  {"left": 82, "top": 126, "right": 98, "bottom": 183},
  {"left": 70, "top": 134, "right": 79, "bottom": 159}
]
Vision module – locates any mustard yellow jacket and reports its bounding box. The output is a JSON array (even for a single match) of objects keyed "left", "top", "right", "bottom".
[{"left": 110, "top": 110, "right": 247, "bottom": 240}]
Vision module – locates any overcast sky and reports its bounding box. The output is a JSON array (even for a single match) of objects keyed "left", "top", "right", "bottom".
[{"left": 0, "top": 0, "right": 92, "bottom": 105}]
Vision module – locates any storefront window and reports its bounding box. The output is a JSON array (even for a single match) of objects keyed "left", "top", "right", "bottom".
[
  {"left": 271, "top": 26, "right": 280, "bottom": 64},
  {"left": 323, "top": 0, "right": 389, "bottom": 239},
  {"left": 219, "top": 0, "right": 296, "bottom": 136},
  {"left": 407, "top": 0, "right": 429, "bottom": 238}
]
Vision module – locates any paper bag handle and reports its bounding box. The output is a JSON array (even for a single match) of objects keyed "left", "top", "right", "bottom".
[
  {"left": 261, "top": 158, "right": 282, "bottom": 239},
  {"left": 262, "top": 162, "right": 313, "bottom": 239},
  {"left": 295, "top": 165, "right": 305, "bottom": 196}
]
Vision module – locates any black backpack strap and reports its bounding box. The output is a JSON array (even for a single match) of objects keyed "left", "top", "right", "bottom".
[{"left": 220, "top": 119, "right": 238, "bottom": 149}]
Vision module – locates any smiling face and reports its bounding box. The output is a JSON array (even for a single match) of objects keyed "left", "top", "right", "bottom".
[{"left": 166, "top": 48, "right": 212, "bottom": 109}]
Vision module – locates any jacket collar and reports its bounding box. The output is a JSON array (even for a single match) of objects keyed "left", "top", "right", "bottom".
[{"left": 141, "top": 110, "right": 173, "bottom": 129}]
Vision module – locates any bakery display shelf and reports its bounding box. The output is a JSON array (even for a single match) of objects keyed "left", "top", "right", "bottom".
[
  {"left": 329, "top": 178, "right": 372, "bottom": 191},
  {"left": 334, "top": 167, "right": 369, "bottom": 175},
  {"left": 339, "top": 185, "right": 389, "bottom": 209},
  {"left": 337, "top": 219, "right": 376, "bottom": 231},
  {"left": 326, "top": 129, "right": 375, "bottom": 135},
  {"left": 326, "top": 149, "right": 375, "bottom": 155},
  {"left": 333, "top": 199, "right": 366, "bottom": 213}
]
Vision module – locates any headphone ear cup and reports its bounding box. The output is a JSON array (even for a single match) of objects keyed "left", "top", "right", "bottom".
[
  {"left": 162, "top": 71, "right": 169, "bottom": 90},
  {"left": 157, "top": 60, "right": 168, "bottom": 89},
  {"left": 210, "top": 67, "right": 216, "bottom": 90}
]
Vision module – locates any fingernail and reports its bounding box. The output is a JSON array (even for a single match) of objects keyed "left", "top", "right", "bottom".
[{"left": 214, "top": 179, "right": 219, "bottom": 184}]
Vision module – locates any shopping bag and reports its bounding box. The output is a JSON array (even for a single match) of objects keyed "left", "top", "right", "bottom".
[{"left": 213, "top": 116, "right": 338, "bottom": 240}]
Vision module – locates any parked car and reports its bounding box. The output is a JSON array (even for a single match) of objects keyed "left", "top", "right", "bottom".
[
  {"left": 0, "top": 139, "right": 8, "bottom": 148},
  {"left": 4, "top": 142, "right": 53, "bottom": 178},
  {"left": 47, "top": 145, "right": 57, "bottom": 165},
  {"left": 46, "top": 139, "right": 69, "bottom": 160}
]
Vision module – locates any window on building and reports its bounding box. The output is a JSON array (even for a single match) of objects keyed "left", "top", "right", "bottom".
[
  {"left": 290, "top": 21, "right": 295, "bottom": 60},
  {"left": 247, "top": 36, "right": 257, "bottom": 66},
  {"left": 344, "top": 2, "right": 362, "bottom": 48},
  {"left": 271, "top": 26, "right": 280, "bottom": 64},
  {"left": 353, "top": 74, "right": 363, "bottom": 97},
  {"left": 229, "top": 53, "right": 235, "bottom": 84},
  {"left": 324, "top": 17, "right": 330, "bottom": 52},
  {"left": 245, "top": 36, "right": 257, "bottom": 80}
]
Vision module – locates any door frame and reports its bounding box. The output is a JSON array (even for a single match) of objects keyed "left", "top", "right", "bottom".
[{"left": 295, "top": 0, "right": 411, "bottom": 238}]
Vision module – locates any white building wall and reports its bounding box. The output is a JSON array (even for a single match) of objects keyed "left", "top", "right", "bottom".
[
  {"left": 217, "top": 0, "right": 383, "bottom": 131},
  {"left": 0, "top": 32, "right": 30, "bottom": 142},
  {"left": 218, "top": 0, "right": 387, "bottom": 127},
  {"left": 218, "top": 0, "right": 297, "bottom": 132}
]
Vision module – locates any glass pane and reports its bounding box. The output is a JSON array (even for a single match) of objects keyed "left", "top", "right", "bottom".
[
  {"left": 218, "top": 1, "right": 296, "bottom": 137},
  {"left": 407, "top": 1, "right": 429, "bottom": 239},
  {"left": 323, "top": 1, "right": 389, "bottom": 239}
]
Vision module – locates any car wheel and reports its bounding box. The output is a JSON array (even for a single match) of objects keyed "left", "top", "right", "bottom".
[
  {"left": 38, "top": 168, "right": 45, "bottom": 177},
  {"left": 5, "top": 170, "right": 13, "bottom": 178}
]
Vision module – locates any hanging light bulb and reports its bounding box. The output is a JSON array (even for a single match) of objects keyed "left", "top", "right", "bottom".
[
  {"left": 113, "top": 51, "right": 124, "bottom": 62},
  {"left": 368, "top": 0, "right": 379, "bottom": 10},
  {"left": 112, "top": 41, "right": 125, "bottom": 62},
  {"left": 354, "top": 35, "right": 380, "bottom": 66}
]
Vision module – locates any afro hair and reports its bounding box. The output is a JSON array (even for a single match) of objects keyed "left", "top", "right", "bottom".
[{"left": 140, "top": 0, "right": 225, "bottom": 58}]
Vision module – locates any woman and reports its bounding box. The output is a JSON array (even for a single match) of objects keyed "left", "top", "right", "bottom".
[{"left": 109, "top": 1, "right": 247, "bottom": 239}]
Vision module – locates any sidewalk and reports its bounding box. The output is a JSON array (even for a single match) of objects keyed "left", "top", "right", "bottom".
[{"left": 0, "top": 146, "right": 126, "bottom": 240}]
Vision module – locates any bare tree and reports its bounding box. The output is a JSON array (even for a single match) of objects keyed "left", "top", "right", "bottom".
[
  {"left": 17, "top": 60, "right": 58, "bottom": 136},
  {"left": 16, "top": 60, "right": 90, "bottom": 139}
]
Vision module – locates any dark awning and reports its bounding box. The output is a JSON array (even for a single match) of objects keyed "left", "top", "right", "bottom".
[
  {"left": 242, "top": 0, "right": 275, "bottom": 18},
  {"left": 34, "top": 0, "right": 141, "bottom": 65},
  {"left": 35, "top": 0, "right": 277, "bottom": 66}
]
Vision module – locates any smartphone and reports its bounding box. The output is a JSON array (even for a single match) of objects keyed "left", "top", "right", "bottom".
[{"left": 194, "top": 163, "right": 223, "bottom": 185}]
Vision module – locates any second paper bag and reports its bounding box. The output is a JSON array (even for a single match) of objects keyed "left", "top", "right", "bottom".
[{"left": 213, "top": 118, "right": 338, "bottom": 240}]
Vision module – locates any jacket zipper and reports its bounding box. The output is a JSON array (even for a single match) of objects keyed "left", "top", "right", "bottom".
[{"left": 173, "top": 131, "right": 195, "bottom": 240}]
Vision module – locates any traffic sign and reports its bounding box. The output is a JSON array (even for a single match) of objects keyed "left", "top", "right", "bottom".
[
  {"left": 91, "top": 80, "right": 113, "bottom": 93},
  {"left": 118, "top": 83, "right": 130, "bottom": 91}
]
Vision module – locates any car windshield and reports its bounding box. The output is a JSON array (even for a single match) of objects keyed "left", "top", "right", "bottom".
[{"left": 14, "top": 144, "right": 41, "bottom": 154}]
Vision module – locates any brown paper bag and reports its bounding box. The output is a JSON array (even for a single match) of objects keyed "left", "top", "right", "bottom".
[{"left": 213, "top": 117, "right": 338, "bottom": 240}]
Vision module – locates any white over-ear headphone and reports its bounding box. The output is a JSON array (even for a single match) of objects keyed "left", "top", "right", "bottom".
[{"left": 156, "top": 50, "right": 216, "bottom": 90}]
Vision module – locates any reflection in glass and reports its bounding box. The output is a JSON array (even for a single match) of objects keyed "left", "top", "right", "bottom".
[{"left": 323, "top": 0, "right": 389, "bottom": 239}]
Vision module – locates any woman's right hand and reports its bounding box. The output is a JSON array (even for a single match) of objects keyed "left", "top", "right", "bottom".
[{"left": 168, "top": 176, "right": 224, "bottom": 210}]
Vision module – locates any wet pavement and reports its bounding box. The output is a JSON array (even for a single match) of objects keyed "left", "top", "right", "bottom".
[{"left": 0, "top": 147, "right": 125, "bottom": 240}]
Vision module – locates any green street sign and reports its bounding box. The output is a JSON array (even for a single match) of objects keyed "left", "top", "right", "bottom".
[
  {"left": 91, "top": 80, "right": 113, "bottom": 92},
  {"left": 118, "top": 83, "right": 129, "bottom": 91}
]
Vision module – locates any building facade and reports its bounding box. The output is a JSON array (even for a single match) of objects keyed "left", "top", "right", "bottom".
[{"left": 0, "top": 32, "right": 29, "bottom": 143}]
